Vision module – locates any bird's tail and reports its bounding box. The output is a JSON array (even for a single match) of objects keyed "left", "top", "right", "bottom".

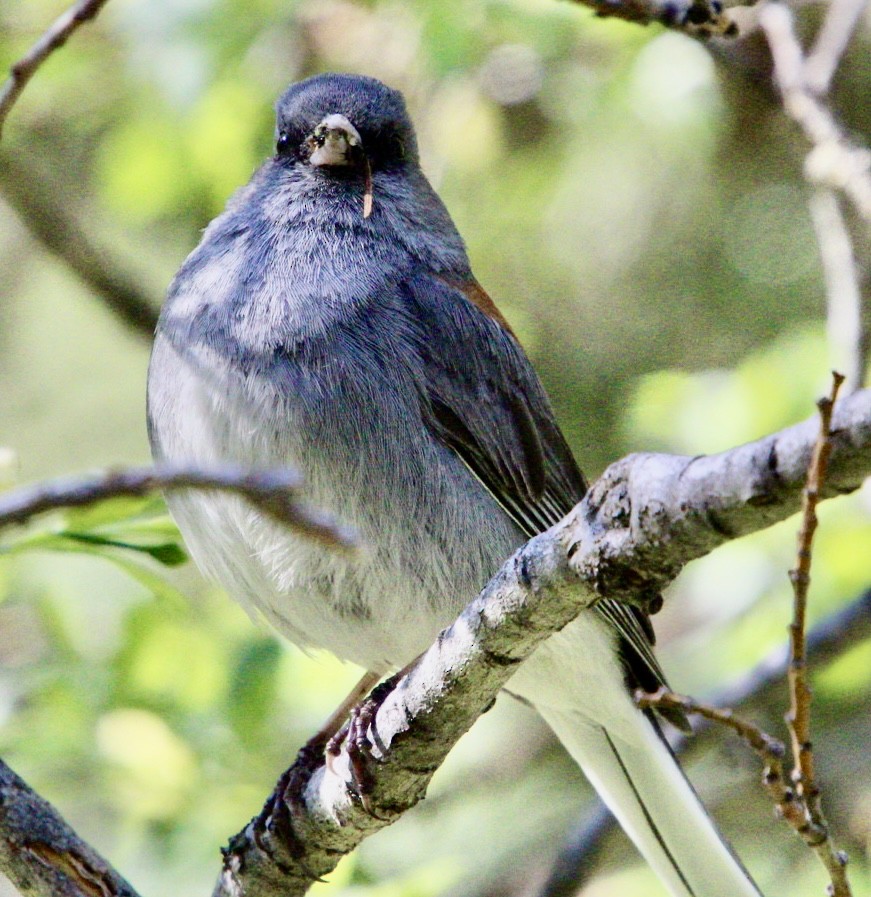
[{"left": 537, "top": 704, "right": 761, "bottom": 897}]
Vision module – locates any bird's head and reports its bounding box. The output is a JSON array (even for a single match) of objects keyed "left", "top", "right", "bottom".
[{"left": 274, "top": 74, "right": 418, "bottom": 217}]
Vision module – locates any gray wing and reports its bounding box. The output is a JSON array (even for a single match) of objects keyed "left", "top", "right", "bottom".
[{"left": 403, "top": 272, "right": 682, "bottom": 716}]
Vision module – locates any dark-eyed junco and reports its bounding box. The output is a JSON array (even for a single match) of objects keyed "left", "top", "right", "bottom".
[{"left": 147, "top": 73, "right": 759, "bottom": 897}]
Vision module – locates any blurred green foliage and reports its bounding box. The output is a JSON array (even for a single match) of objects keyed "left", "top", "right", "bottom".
[{"left": 1, "top": 1, "right": 870, "bottom": 896}]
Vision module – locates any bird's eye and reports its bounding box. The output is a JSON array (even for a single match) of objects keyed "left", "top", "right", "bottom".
[
  {"left": 392, "top": 135, "right": 406, "bottom": 160},
  {"left": 276, "top": 130, "right": 291, "bottom": 154}
]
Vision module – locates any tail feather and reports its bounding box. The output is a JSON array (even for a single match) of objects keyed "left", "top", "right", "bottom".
[{"left": 538, "top": 706, "right": 761, "bottom": 897}]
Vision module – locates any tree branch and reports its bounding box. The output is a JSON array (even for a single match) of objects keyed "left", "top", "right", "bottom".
[
  {"left": 214, "top": 385, "right": 871, "bottom": 897},
  {"left": 0, "top": 463, "right": 356, "bottom": 550},
  {"left": 0, "top": 759, "right": 141, "bottom": 897},
  {"left": 0, "top": 0, "right": 112, "bottom": 141},
  {"left": 566, "top": 0, "right": 742, "bottom": 37},
  {"left": 502, "top": 585, "right": 871, "bottom": 897},
  {"left": 760, "top": 2, "right": 871, "bottom": 225}
]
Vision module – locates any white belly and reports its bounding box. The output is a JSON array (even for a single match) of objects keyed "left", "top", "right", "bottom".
[{"left": 147, "top": 334, "right": 524, "bottom": 672}]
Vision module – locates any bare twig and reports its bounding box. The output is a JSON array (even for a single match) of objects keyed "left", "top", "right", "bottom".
[
  {"left": 636, "top": 685, "right": 852, "bottom": 896},
  {"left": 809, "top": 191, "right": 867, "bottom": 391},
  {"left": 539, "top": 585, "right": 871, "bottom": 897},
  {"left": 0, "top": 0, "right": 112, "bottom": 140},
  {"left": 0, "top": 758, "right": 141, "bottom": 897},
  {"left": 636, "top": 688, "right": 794, "bottom": 811},
  {"left": 784, "top": 372, "right": 851, "bottom": 896},
  {"left": 0, "top": 463, "right": 356, "bottom": 550},
  {"left": 0, "top": 147, "right": 160, "bottom": 339},
  {"left": 760, "top": 3, "right": 871, "bottom": 224},
  {"left": 635, "top": 375, "right": 853, "bottom": 897}
]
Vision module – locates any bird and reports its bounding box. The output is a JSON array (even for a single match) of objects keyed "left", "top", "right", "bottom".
[{"left": 147, "top": 72, "right": 761, "bottom": 897}]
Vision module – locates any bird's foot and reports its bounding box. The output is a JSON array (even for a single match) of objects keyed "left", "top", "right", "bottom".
[{"left": 326, "top": 674, "right": 400, "bottom": 816}]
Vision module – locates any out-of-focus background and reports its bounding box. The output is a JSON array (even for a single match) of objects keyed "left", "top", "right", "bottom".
[{"left": 1, "top": 1, "right": 870, "bottom": 896}]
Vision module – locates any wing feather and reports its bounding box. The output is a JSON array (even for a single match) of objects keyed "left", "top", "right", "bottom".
[{"left": 404, "top": 271, "right": 687, "bottom": 729}]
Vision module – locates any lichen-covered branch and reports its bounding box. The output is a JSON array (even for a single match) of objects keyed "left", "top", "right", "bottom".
[
  {"left": 564, "top": 385, "right": 871, "bottom": 608},
  {"left": 3, "top": 391, "right": 870, "bottom": 896}
]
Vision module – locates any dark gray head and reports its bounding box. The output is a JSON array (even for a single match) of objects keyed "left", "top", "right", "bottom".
[{"left": 274, "top": 74, "right": 419, "bottom": 175}]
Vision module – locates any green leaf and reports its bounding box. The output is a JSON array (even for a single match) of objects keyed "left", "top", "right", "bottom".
[{"left": 60, "top": 532, "right": 188, "bottom": 567}]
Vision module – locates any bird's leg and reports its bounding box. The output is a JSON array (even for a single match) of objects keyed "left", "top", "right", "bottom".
[
  {"left": 326, "top": 658, "right": 420, "bottom": 812},
  {"left": 308, "top": 668, "right": 384, "bottom": 761},
  {"left": 256, "top": 668, "right": 383, "bottom": 852}
]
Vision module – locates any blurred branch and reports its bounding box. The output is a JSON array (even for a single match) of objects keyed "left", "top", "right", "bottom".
[
  {"left": 0, "top": 463, "right": 356, "bottom": 550},
  {"left": 566, "top": 0, "right": 741, "bottom": 36},
  {"left": 760, "top": 2, "right": 871, "bottom": 224},
  {"left": 810, "top": 191, "right": 867, "bottom": 391},
  {"left": 0, "top": 147, "right": 160, "bottom": 340},
  {"left": 804, "top": 0, "right": 868, "bottom": 96},
  {"left": 215, "top": 386, "right": 871, "bottom": 897},
  {"left": 0, "top": 0, "right": 157, "bottom": 340},
  {"left": 760, "top": 1, "right": 870, "bottom": 391},
  {"left": 539, "top": 583, "right": 871, "bottom": 897},
  {"left": 0, "top": 758, "right": 140, "bottom": 897},
  {"left": 0, "top": 0, "right": 111, "bottom": 141}
]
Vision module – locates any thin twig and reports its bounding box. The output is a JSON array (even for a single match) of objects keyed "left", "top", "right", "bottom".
[
  {"left": 638, "top": 374, "right": 853, "bottom": 897},
  {"left": 0, "top": 463, "right": 357, "bottom": 550},
  {"left": 636, "top": 685, "right": 852, "bottom": 895},
  {"left": 0, "top": 0, "right": 112, "bottom": 140},
  {"left": 784, "top": 371, "right": 851, "bottom": 896},
  {"left": 635, "top": 688, "right": 794, "bottom": 814}
]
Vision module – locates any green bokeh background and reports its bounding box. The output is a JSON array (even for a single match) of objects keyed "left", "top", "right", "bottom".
[{"left": 1, "top": 1, "right": 870, "bottom": 896}]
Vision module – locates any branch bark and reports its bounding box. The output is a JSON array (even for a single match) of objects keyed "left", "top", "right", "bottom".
[
  {"left": 0, "top": 760, "right": 139, "bottom": 897},
  {"left": 566, "top": 0, "right": 741, "bottom": 36}
]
